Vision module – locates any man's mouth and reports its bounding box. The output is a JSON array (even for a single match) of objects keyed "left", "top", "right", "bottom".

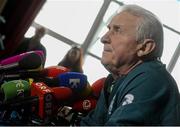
[{"left": 103, "top": 47, "right": 112, "bottom": 52}]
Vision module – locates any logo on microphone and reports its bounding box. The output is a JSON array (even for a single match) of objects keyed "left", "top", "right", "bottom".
[
  {"left": 35, "top": 82, "right": 52, "bottom": 93},
  {"left": 69, "top": 78, "right": 80, "bottom": 88},
  {"left": 83, "top": 100, "right": 91, "bottom": 110},
  {"left": 16, "top": 80, "right": 25, "bottom": 97},
  {"left": 44, "top": 93, "right": 53, "bottom": 116}
]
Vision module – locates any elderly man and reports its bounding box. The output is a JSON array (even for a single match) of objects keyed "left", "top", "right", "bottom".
[{"left": 80, "top": 4, "right": 180, "bottom": 126}]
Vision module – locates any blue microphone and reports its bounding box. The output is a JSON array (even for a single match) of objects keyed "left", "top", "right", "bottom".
[{"left": 57, "top": 72, "right": 87, "bottom": 92}]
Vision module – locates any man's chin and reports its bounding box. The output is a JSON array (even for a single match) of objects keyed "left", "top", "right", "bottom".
[
  {"left": 100, "top": 58, "right": 107, "bottom": 66},
  {"left": 101, "top": 57, "right": 111, "bottom": 65},
  {"left": 101, "top": 60, "right": 111, "bottom": 71}
]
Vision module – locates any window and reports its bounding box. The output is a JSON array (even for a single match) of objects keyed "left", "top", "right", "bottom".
[
  {"left": 26, "top": 0, "right": 180, "bottom": 86},
  {"left": 34, "top": 0, "right": 103, "bottom": 44}
]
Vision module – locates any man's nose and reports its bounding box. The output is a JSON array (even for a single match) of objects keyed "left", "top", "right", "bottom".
[{"left": 101, "top": 32, "right": 110, "bottom": 44}]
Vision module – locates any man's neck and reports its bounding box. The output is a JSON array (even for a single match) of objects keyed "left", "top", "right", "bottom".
[{"left": 112, "top": 60, "right": 143, "bottom": 80}]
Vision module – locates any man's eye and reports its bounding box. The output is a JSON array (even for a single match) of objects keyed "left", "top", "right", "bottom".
[
  {"left": 107, "top": 26, "right": 110, "bottom": 30},
  {"left": 114, "top": 26, "right": 121, "bottom": 32}
]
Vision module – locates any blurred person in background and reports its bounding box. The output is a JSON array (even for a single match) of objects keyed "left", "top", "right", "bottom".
[
  {"left": 14, "top": 27, "right": 47, "bottom": 66},
  {"left": 58, "top": 46, "right": 84, "bottom": 73}
]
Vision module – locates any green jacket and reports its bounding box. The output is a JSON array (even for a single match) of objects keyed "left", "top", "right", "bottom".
[{"left": 80, "top": 60, "right": 180, "bottom": 125}]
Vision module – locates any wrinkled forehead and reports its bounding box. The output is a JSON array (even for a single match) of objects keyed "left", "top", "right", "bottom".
[{"left": 109, "top": 11, "right": 142, "bottom": 27}]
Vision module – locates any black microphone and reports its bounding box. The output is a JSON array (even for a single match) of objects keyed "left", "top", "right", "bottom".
[
  {"left": 0, "top": 52, "right": 42, "bottom": 72},
  {"left": 0, "top": 66, "right": 70, "bottom": 82}
]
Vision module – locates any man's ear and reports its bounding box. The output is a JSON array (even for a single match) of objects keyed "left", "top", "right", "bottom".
[{"left": 137, "top": 39, "right": 156, "bottom": 57}]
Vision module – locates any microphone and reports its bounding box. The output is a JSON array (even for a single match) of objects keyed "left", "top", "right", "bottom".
[
  {"left": 72, "top": 97, "right": 97, "bottom": 113},
  {"left": 76, "top": 83, "right": 92, "bottom": 100},
  {"left": 0, "top": 66, "right": 70, "bottom": 82},
  {"left": 0, "top": 86, "right": 73, "bottom": 112},
  {"left": 52, "top": 87, "right": 72, "bottom": 101},
  {"left": 0, "top": 80, "right": 31, "bottom": 101},
  {"left": 0, "top": 50, "right": 44, "bottom": 66},
  {"left": 57, "top": 72, "right": 88, "bottom": 92},
  {"left": 0, "top": 52, "right": 42, "bottom": 72},
  {"left": 41, "top": 66, "right": 70, "bottom": 78},
  {"left": 31, "top": 72, "right": 89, "bottom": 100},
  {"left": 31, "top": 82, "right": 54, "bottom": 120},
  {"left": 0, "top": 83, "right": 74, "bottom": 125},
  {"left": 51, "top": 87, "right": 73, "bottom": 114},
  {"left": 31, "top": 50, "right": 45, "bottom": 62},
  {"left": 28, "top": 50, "right": 45, "bottom": 68},
  {"left": 91, "top": 77, "right": 106, "bottom": 98},
  {"left": 31, "top": 82, "right": 73, "bottom": 120}
]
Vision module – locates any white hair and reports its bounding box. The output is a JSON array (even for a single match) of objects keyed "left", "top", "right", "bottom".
[{"left": 121, "top": 4, "right": 164, "bottom": 59}]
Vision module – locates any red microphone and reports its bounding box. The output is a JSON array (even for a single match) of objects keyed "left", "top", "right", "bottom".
[
  {"left": 76, "top": 83, "right": 92, "bottom": 100},
  {"left": 52, "top": 86, "right": 72, "bottom": 101},
  {"left": 91, "top": 77, "right": 106, "bottom": 98},
  {"left": 42, "top": 66, "right": 70, "bottom": 78},
  {"left": 51, "top": 86, "right": 73, "bottom": 114},
  {"left": 31, "top": 82, "right": 54, "bottom": 120},
  {"left": 72, "top": 97, "right": 97, "bottom": 113},
  {"left": 31, "top": 82, "right": 74, "bottom": 120}
]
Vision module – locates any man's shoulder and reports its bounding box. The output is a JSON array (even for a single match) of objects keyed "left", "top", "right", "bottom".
[
  {"left": 123, "top": 60, "right": 169, "bottom": 85},
  {"left": 125, "top": 60, "right": 177, "bottom": 88},
  {"left": 131, "top": 60, "right": 166, "bottom": 75}
]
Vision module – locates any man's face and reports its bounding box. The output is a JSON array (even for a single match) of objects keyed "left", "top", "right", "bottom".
[{"left": 101, "top": 11, "right": 141, "bottom": 72}]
